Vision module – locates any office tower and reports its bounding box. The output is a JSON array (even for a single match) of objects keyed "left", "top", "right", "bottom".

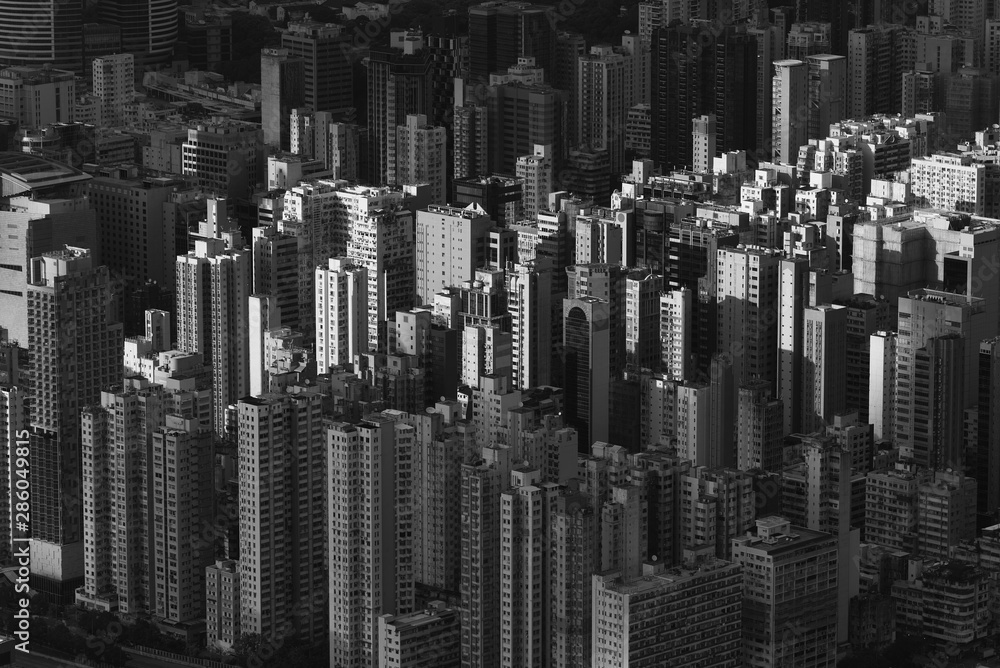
[
  {"left": 805, "top": 55, "right": 846, "bottom": 141},
  {"left": 344, "top": 186, "right": 416, "bottom": 350},
  {"left": 554, "top": 31, "right": 586, "bottom": 146},
  {"left": 251, "top": 225, "right": 299, "bottom": 331},
  {"left": 737, "top": 380, "right": 785, "bottom": 471},
  {"left": 460, "top": 449, "right": 511, "bottom": 668},
  {"left": 579, "top": 44, "right": 631, "bottom": 176},
  {"left": 92, "top": 53, "right": 133, "bottom": 128},
  {"left": 771, "top": 59, "right": 808, "bottom": 164},
  {"left": 426, "top": 32, "right": 468, "bottom": 131},
  {"left": 732, "top": 517, "right": 838, "bottom": 668},
  {"left": 28, "top": 248, "right": 122, "bottom": 602},
  {"left": 916, "top": 470, "right": 977, "bottom": 560},
  {"left": 716, "top": 245, "right": 781, "bottom": 393},
  {"left": 0, "top": 66, "right": 76, "bottom": 130},
  {"left": 206, "top": 559, "right": 240, "bottom": 651},
  {"left": 175, "top": 200, "right": 251, "bottom": 436},
  {"left": 453, "top": 175, "right": 524, "bottom": 227},
  {"left": 847, "top": 25, "right": 908, "bottom": 118},
  {"left": 747, "top": 25, "right": 783, "bottom": 157},
  {"left": 801, "top": 304, "right": 848, "bottom": 433},
  {"left": 567, "top": 263, "right": 628, "bottom": 378},
  {"left": 329, "top": 414, "right": 416, "bottom": 668},
  {"left": 563, "top": 297, "right": 611, "bottom": 448},
  {"left": 415, "top": 204, "right": 493, "bottom": 304},
  {"left": 499, "top": 469, "right": 559, "bottom": 668},
  {"left": 516, "top": 144, "right": 553, "bottom": 222},
  {"left": 261, "top": 48, "right": 306, "bottom": 151},
  {"left": 378, "top": 603, "right": 462, "bottom": 668},
  {"left": 869, "top": 331, "right": 897, "bottom": 443},
  {"left": 974, "top": 338, "right": 1000, "bottom": 525},
  {"left": 77, "top": 380, "right": 165, "bottom": 615},
  {"left": 99, "top": 0, "right": 178, "bottom": 66},
  {"left": 239, "top": 392, "right": 326, "bottom": 643},
  {"left": 181, "top": 121, "right": 263, "bottom": 203},
  {"left": 181, "top": 6, "right": 232, "bottom": 71},
  {"left": 367, "top": 32, "right": 432, "bottom": 186},
  {"left": 0, "top": 154, "right": 97, "bottom": 345},
  {"left": 0, "top": 0, "right": 83, "bottom": 72},
  {"left": 316, "top": 257, "right": 368, "bottom": 372},
  {"left": 592, "top": 559, "right": 743, "bottom": 668},
  {"left": 281, "top": 21, "right": 353, "bottom": 114},
  {"left": 88, "top": 169, "right": 185, "bottom": 294},
  {"left": 468, "top": 1, "right": 555, "bottom": 83},
  {"left": 396, "top": 114, "right": 447, "bottom": 204},
  {"left": 487, "top": 72, "right": 565, "bottom": 176},
  {"left": 651, "top": 23, "right": 757, "bottom": 170},
  {"left": 896, "top": 289, "right": 989, "bottom": 469},
  {"left": 692, "top": 115, "right": 717, "bottom": 174}
]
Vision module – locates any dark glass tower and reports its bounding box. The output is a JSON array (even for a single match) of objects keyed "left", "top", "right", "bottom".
[{"left": 0, "top": 0, "right": 84, "bottom": 72}]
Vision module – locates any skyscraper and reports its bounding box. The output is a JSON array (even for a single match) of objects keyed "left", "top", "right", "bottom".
[
  {"left": 651, "top": 23, "right": 757, "bottom": 170},
  {"left": 99, "top": 0, "right": 178, "bottom": 66},
  {"left": 396, "top": 114, "right": 447, "bottom": 205},
  {"left": 261, "top": 48, "right": 306, "bottom": 151},
  {"left": 468, "top": 1, "right": 555, "bottom": 83},
  {"left": 92, "top": 53, "right": 134, "bottom": 128},
  {"left": 771, "top": 59, "right": 808, "bottom": 163},
  {"left": 28, "top": 248, "right": 122, "bottom": 602},
  {"left": 315, "top": 257, "right": 369, "bottom": 372},
  {"left": 0, "top": 0, "right": 84, "bottom": 72},
  {"left": 579, "top": 45, "right": 632, "bottom": 177},
  {"left": 280, "top": 21, "right": 353, "bottom": 114},
  {"left": 563, "top": 297, "right": 611, "bottom": 448},
  {"left": 415, "top": 203, "right": 492, "bottom": 306}
]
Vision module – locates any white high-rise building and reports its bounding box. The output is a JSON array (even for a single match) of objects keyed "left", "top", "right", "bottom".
[
  {"left": 414, "top": 203, "right": 492, "bottom": 306},
  {"left": 660, "top": 288, "right": 691, "bottom": 381},
  {"left": 869, "top": 330, "right": 897, "bottom": 442},
  {"left": 909, "top": 154, "right": 987, "bottom": 215},
  {"left": 92, "top": 53, "right": 134, "bottom": 127},
  {"left": 396, "top": 114, "right": 447, "bottom": 204},
  {"left": 343, "top": 185, "right": 415, "bottom": 350},
  {"left": 176, "top": 200, "right": 250, "bottom": 437},
  {"left": 328, "top": 413, "right": 416, "bottom": 668},
  {"left": 316, "top": 257, "right": 368, "bottom": 372},
  {"left": 461, "top": 325, "right": 512, "bottom": 387},
  {"left": 771, "top": 59, "right": 808, "bottom": 164},
  {"left": 507, "top": 259, "right": 554, "bottom": 390},
  {"left": 692, "top": 114, "right": 717, "bottom": 174}
]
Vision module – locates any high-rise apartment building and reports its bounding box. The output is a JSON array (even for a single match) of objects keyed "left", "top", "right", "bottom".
[
  {"left": 592, "top": 559, "right": 743, "bottom": 668},
  {"left": 732, "top": 516, "right": 839, "bottom": 668},
  {"left": 396, "top": 114, "right": 447, "bottom": 204},
  {"left": 328, "top": 414, "right": 417, "bottom": 668},
  {"left": 516, "top": 144, "right": 553, "bottom": 222},
  {"left": 801, "top": 304, "right": 848, "bottom": 433},
  {"left": 415, "top": 204, "right": 492, "bottom": 306},
  {"left": 805, "top": 54, "right": 846, "bottom": 141},
  {"left": 316, "top": 257, "right": 369, "bottom": 372},
  {"left": 487, "top": 69, "right": 565, "bottom": 176},
  {"left": 206, "top": 559, "right": 240, "bottom": 651},
  {"left": 468, "top": 1, "right": 555, "bottom": 83},
  {"left": 92, "top": 53, "right": 133, "bottom": 127},
  {"left": 181, "top": 122, "right": 263, "bottom": 203},
  {"left": 175, "top": 200, "right": 251, "bottom": 436},
  {"left": 579, "top": 45, "right": 632, "bottom": 177},
  {"left": 239, "top": 392, "right": 326, "bottom": 643},
  {"left": 28, "top": 248, "right": 122, "bottom": 602},
  {"left": 847, "top": 25, "right": 909, "bottom": 118},
  {"left": 737, "top": 380, "right": 785, "bottom": 472}
]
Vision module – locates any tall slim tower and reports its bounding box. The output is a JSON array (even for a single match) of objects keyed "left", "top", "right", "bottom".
[
  {"left": 261, "top": 48, "right": 306, "bottom": 151},
  {"left": 579, "top": 45, "right": 631, "bottom": 177},
  {"left": 28, "top": 247, "right": 122, "bottom": 601},
  {"left": 280, "top": 21, "right": 353, "bottom": 113},
  {"left": 772, "top": 59, "right": 808, "bottom": 164},
  {"left": 92, "top": 53, "right": 134, "bottom": 127},
  {"left": 315, "top": 257, "right": 368, "bottom": 372},
  {"left": 328, "top": 414, "right": 416, "bottom": 668},
  {"left": 175, "top": 199, "right": 251, "bottom": 437}
]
